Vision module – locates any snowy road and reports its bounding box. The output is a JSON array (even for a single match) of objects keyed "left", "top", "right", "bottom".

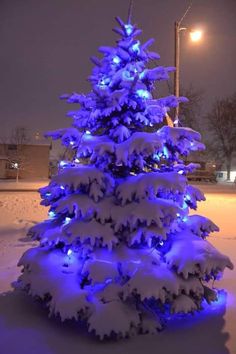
[{"left": 0, "top": 187, "right": 235, "bottom": 354}]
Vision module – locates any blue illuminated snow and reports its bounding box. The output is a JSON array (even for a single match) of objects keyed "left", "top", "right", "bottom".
[
  {"left": 136, "top": 89, "right": 150, "bottom": 99},
  {"left": 124, "top": 24, "right": 133, "bottom": 36}
]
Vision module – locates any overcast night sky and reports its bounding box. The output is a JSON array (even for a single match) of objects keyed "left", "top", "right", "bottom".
[{"left": 0, "top": 0, "right": 235, "bottom": 139}]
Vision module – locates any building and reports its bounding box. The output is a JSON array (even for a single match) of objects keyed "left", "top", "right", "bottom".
[
  {"left": 0, "top": 143, "right": 50, "bottom": 180},
  {"left": 216, "top": 159, "right": 236, "bottom": 182}
]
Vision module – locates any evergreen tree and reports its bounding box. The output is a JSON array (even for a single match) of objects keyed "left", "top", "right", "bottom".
[{"left": 15, "top": 16, "right": 233, "bottom": 339}]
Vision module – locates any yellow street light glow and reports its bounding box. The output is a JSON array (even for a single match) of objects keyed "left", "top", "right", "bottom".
[{"left": 190, "top": 29, "right": 203, "bottom": 42}]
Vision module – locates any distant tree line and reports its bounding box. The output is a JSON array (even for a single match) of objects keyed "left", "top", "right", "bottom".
[{"left": 178, "top": 88, "right": 236, "bottom": 181}]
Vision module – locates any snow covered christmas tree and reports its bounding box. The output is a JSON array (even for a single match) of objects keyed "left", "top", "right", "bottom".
[{"left": 15, "top": 15, "right": 233, "bottom": 339}]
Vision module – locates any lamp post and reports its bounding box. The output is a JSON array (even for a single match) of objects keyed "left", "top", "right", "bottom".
[
  {"left": 173, "top": 3, "right": 202, "bottom": 126},
  {"left": 174, "top": 21, "right": 186, "bottom": 126}
]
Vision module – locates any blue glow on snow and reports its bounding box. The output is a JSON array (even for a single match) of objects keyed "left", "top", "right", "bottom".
[
  {"left": 162, "top": 146, "right": 169, "bottom": 158},
  {"left": 59, "top": 160, "right": 67, "bottom": 168},
  {"left": 139, "top": 71, "right": 145, "bottom": 79},
  {"left": 48, "top": 211, "right": 56, "bottom": 219},
  {"left": 122, "top": 70, "right": 135, "bottom": 81},
  {"left": 153, "top": 153, "right": 160, "bottom": 161},
  {"left": 136, "top": 89, "right": 150, "bottom": 99},
  {"left": 64, "top": 217, "right": 71, "bottom": 225},
  {"left": 184, "top": 194, "right": 191, "bottom": 201},
  {"left": 124, "top": 24, "right": 133, "bottom": 35},
  {"left": 112, "top": 56, "right": 121, "bottom": 64},
  {"left": 168, "top": 290, "right": 228, "bottom": 328},
  {"left": 131, "top": 41, "right": 140, "bottom": 54},
  {"left": 67, "top": 249, "right": 72, "bottom": 256},
  {"left": 182, "top": 201, "right": 188, "bottom": 210},
  {"left": 98, "top": 77, "right": 110, "bottom": 89}
]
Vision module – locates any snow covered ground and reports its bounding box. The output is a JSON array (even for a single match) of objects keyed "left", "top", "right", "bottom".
[{"left": 0, "top": 183, "right": 235, "bottom": 354}]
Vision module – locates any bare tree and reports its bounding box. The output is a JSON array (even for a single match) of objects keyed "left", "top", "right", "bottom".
[
  {"left": 166, "top": 84, "right": 204, "bottom": 131},
  {"left": 179, "top": 85, "right": 204, "bottom": 131},
  {"left": 0, "top": 127, "right": 31, "bottom": 182},
  {"left": 205, "top": 94, "right": 236, "bottom": 180}
]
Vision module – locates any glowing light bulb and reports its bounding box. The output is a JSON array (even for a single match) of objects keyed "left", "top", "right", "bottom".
[
  {"left": 67, "top": 249, "right": 72, "bottom": 256},
  {"left": 85, "top": 130, "right": 91, "bottom": 135},
  {"left": 136, "top": 89, "right": 150, "bottom": 99},
  {"left": 48, "top": 211, "right": 56, "bottom": 219},
  {"left": 162, "top": 146, "right": 169, "bottom": 158},
  {"left": 124, "top": 24, "right": 133, "bottom": 36},
  {"left": 60, "top": 185, "right": 65, "bottom": 190},
  {"left": 112, "top": 56, "right": 121, "bottom": 64},
  {"left": 131, "top": 42, "right": 140, "bottom": 54},
  {"left": 159, "top": 240, "right": 164, "bottom": 246},
  {"left": 64, "top": 217, "right": 71, "bottom": 225},
  {"left": 190, "top": 29, "right": 203, "bottom": 42}
]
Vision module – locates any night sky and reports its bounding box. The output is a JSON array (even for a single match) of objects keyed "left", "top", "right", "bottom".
[{"left": 0, "top": 0, "right": 235, "bottom": 139}]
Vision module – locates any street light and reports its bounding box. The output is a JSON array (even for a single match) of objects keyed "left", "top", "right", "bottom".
[
  {"left": 190, "top": 29, "right": 203, "bottom": 42},
  {"left": 174, "top": 4, "right": 203, "bottom": 126}
]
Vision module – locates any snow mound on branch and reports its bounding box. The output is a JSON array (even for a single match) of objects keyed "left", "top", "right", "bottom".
[
  {"left": 45, "top": 127, "right": 82, "bottom": 148},
  {"left": 158, "top": 126, "right": 205, "bottom": 154},
  {"left": 53, "top": 195, "right": 114, "bottom": 223},
  {"left": 34, "top": 219, "right": 118, "bottom": 250},
  {"left": 116, "top": 171, "right": 186, "bottom": 204},
  {"left": 54, "top": 195, "right": 180, "bottom": 232},
  {"left": 185, "top": 185, "right": 206, "bottom": 209},
  {"left": 124, "top": 263, "right": 179, "bottom": 302},
  {"left": 77, "top": 131, "right": 164, "bottom": 167},
  {"left": 128, "top": 225, "right": 169, "bottom": 246},
  {"left": 52, "top": 166, "right": 114, "bottom": 200},
  {"left": 83, "top": 245, "right": 161, "bottom": 285},
  {"left": 111, "top": 198, "right": 181, "bottom": 232},
  {"left": 64, "top": 219, "right": 118, "bottom": 250},
  {"left": 88, "top": 301, "right": 140, "bottom": 339},
  {"left": 28, "top": 220, "right": 60, "bottom": 240},
  {"left": 17, "top": 247, "right": 92, "bottom": 321},
  {"left": 165, "top": 230, "right": 234, "bottom": 279},
  {"left": 185, "top": 215, "right": 219, "bottom": 237},
  {"left": 140, "top": 314, "right": 162, "bottom": 334},
  {"left": 115, "top": 132, "right": 163, "bottom": 165},
  {"left": 78, "top": 134, "right": 115, "bottom": 158},
  {"left": 171, "top": 294, "right": 198, "bottom": 314},
  {"left": 178, "top": 276, "right": 204, "bottom": 296}
]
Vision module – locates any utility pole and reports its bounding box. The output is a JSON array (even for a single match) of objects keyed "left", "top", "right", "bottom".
[{"left": 174, "top": 21, "right": 181, "bottom": 125}]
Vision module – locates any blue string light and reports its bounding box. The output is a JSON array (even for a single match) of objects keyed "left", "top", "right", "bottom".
[
  {"left": 136, "top": 89, "right": 150, "bottom": 99},
  {"left": 124, "top": 24, "right": 133, "bottom": 36},
  {"left": 131, "top": 41, "right": 140, "bottom": 54},
  {"left": 112, "top": 56, "right": 121, "bottom": 64}
]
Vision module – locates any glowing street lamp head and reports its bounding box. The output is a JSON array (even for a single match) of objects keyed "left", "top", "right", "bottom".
[{"left": 190, "top": 29, "right": 203, "bottom": 42}]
